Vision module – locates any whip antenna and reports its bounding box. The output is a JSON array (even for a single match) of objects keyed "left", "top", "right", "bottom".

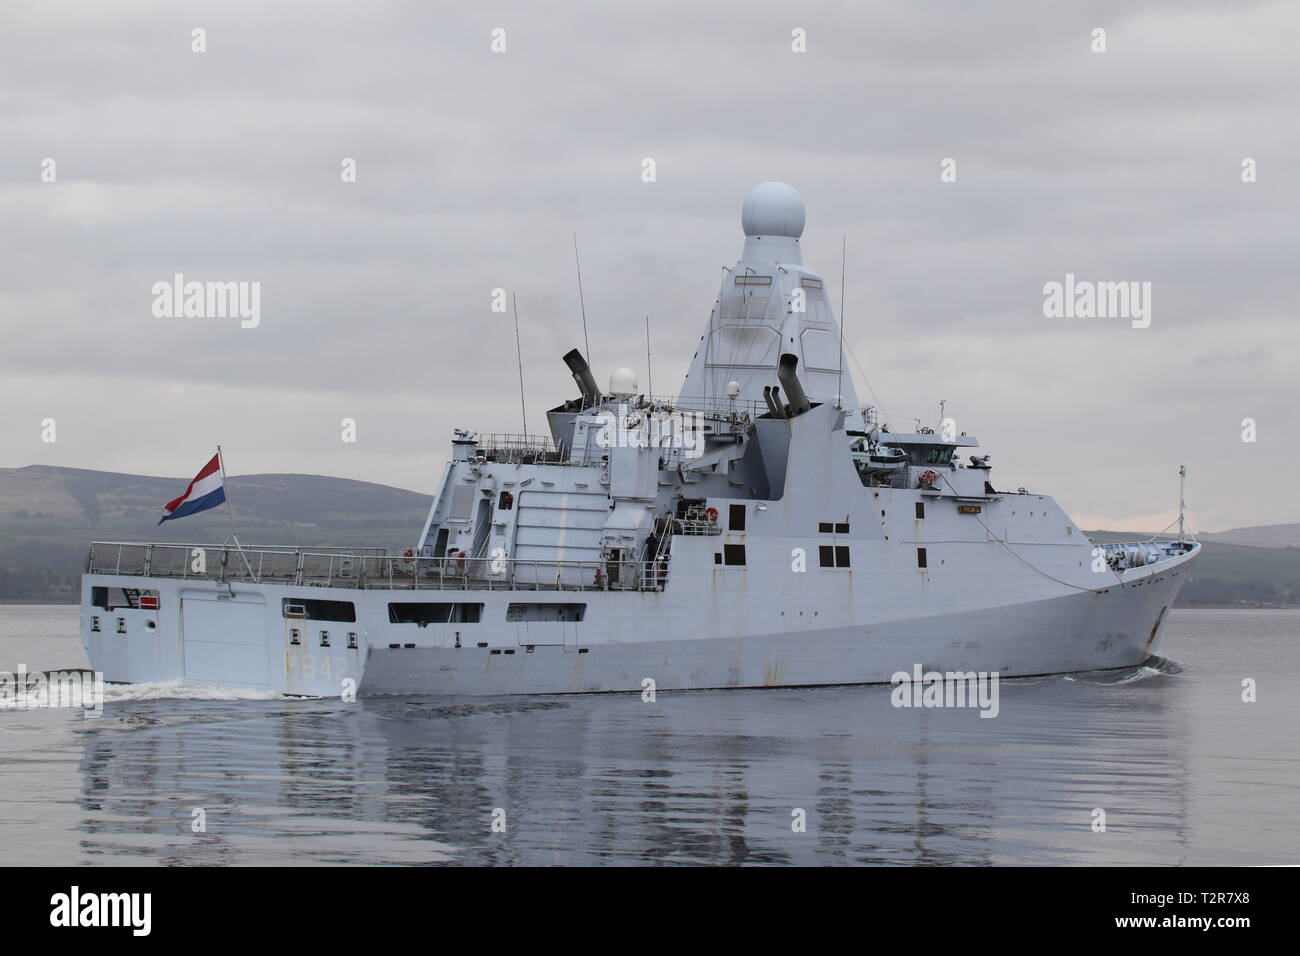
[
  {"left": 837, "top": 234, "right": 847, "bottom": 409},
  {"left": 573, "top": 234, "right": 591, "bottom": 365},
  {"left": 512, "top": 292, "right": 527, "bottom": 436},
  {"left": 645, "top": 315, "right": 653, "bottom": 398}
]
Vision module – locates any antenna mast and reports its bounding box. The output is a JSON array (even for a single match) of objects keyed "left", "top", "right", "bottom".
[
  {"left": 573, "top": 234, "right": 591, "bottom": 365},
  {"left": 837, "top": 234, "right": 846, "bottom": 409},
  {"left": 645, "top": 315, "right": 653, "bottom": 398},
  {"left": 1178, "top": 464, "right": 1186, "bottom": 543},
  {"left": 512, "top": 292, "right": 527, "bottom": 437}
]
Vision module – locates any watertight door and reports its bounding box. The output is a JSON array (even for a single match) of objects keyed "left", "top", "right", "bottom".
[
  {"left": 516, "top": 621, "right": 565, "bottom": 646},
  {"left": 180, "top": 595, "right": 270, "bottom": 688}
]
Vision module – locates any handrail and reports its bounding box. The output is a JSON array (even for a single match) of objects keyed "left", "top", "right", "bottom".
[{"left": 86, "top": 541, "right": 667, "bottom": 592}]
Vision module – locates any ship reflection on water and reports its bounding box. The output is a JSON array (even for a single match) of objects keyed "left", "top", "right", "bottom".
[
  {"left": 64, "top": 662, "right": 1199, "bottom": 866},
  {"left": 49, "top": 609, "right": 1299, "bottom": 866}
]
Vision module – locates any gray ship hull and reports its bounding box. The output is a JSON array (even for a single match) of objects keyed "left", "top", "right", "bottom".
[
  {"left": 80, "top": 541, "right": 1192, "bottom": 697},
  {"left": 350, "top": 560, "right": 1186, "bottom": 695}
]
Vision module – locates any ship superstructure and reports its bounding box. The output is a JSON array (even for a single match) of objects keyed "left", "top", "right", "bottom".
[{"left": 81, "top": 183, "right": 1198, "bottom": 696}]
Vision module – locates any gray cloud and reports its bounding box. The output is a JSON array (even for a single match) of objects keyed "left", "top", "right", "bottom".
[{"left": 2, "top": 0, "right": 1296, "bottom": 532}]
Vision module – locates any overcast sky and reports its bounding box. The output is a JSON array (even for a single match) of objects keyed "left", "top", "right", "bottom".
[{"left": 3, "top": 0, "right": 1297, "bottom": 532}]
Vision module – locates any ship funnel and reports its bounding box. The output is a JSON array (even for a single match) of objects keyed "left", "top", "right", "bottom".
[
  {"left": 777, "top": 353, "right": 811, "bottom": 416},
  {"left": 763, "top": 385, "right": 787, "bottom": 419},
  {"left": 563, "top": 348, "right": 602, "bottom": 407}
]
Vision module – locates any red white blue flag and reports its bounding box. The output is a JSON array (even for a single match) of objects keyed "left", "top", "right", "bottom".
[{"left": 158, "top": 452, "right": 225, "bottom": 524}]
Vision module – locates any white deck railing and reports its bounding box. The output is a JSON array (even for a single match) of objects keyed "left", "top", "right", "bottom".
[{"left": 86, "top": 542, "right": 668, "bottom": 592}]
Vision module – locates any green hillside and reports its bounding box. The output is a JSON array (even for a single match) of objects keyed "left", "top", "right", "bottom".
[
  {"left": 0, "top": 465, "right": 432, "bottom": 575},
  {"left": 1087, "top": 531, "right": 1300, "bottom": 606},
  {"left": 1, "top": 465, "right": 1296, "bottom": 606}
]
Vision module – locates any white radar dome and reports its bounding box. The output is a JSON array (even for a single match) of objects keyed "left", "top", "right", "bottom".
[
  {"left": 608, "top": 367, "right": 639, "bottom": 399},
  {"left": 741, "top": 181, "right": 805, "bottom": 238}
]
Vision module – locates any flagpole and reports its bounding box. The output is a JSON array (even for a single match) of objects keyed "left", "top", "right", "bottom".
[{"left": 217, "top": 445, "right": 255, "bottom": 579}]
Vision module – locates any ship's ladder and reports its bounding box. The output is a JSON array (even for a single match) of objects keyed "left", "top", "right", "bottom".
[{"left": 648, "top": 518, "right": 674, "bottom": 589}]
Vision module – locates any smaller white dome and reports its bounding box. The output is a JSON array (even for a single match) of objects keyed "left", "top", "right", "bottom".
[
  {"left": 741, "top": 181, "right": 805, "bottom": 238},
  {"left": 608, "top": 367, "right": 639, "bottom": 398}
]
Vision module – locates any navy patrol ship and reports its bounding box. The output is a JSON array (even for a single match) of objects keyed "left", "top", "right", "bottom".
[{"left": 81, "top": 183, "right": 1199, "bottom": 696}]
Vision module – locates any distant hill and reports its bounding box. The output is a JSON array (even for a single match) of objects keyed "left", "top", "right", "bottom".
[
  {"left": 1200, "top": 524, "right": 1300, "bottom": 550},
  {"left": 0, "top": 464, "right": 432, "bottom": 572},
  {"left": 1086, "top": 530, "right": 1300, "bottom": 607},
  {"left": 1, "top": 464, "right": 1297, "bottom": 607}
]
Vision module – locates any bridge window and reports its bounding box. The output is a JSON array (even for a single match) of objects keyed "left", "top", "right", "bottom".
[{"left": 887, "top": 445, "right": 955, "bottom": 466}]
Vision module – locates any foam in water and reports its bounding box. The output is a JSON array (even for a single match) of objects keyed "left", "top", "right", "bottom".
[
  {"left": 102, "top": 679, "right": 278, "bottom": 703},
  {"left": 1110, "top": 665, "right": 1166, "bottom": 686}
]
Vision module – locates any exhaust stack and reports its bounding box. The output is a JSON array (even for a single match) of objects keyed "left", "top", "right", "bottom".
[
  {"left": 562, "top": 348, "right": 602, "bottom": 407},
  {"left": 777, "top": 353, "right": 811, "bottom": 416},
  {"left": 763, "top": 385, "right": 787, "bottom": 419}
]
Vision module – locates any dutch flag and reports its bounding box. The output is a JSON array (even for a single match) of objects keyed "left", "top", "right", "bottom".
[{"left": 158, "top": 452, "right": 226, "bottom": 524}]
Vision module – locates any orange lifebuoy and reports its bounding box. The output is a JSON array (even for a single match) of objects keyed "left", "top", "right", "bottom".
[
  {"left": 704, "top": 506, "right": 719, "bottom": 523},
  {"left": 455, "top": 550, "right": 467, "bottom": 571},
  {"left": 402, "top": 548, "right": 415, "bottom": 564},
  {"left": 918, "top": 470, "right": 938, "bottom": 488}
]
